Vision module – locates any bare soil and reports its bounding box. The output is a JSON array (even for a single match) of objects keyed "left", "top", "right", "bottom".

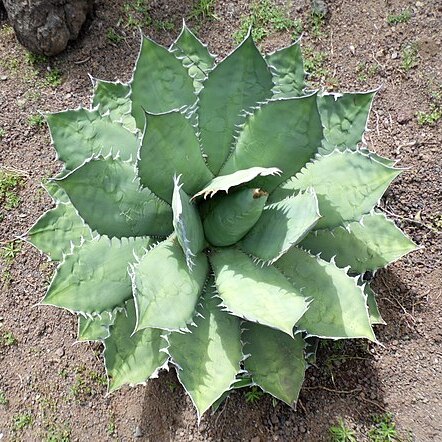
[{"left": 0, "top": 0, "right": 441, "bottom": 441}]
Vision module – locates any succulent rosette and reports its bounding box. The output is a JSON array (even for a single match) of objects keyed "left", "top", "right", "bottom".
[{"left": 27, "top": 25, "right": 416, "bottom": 417}]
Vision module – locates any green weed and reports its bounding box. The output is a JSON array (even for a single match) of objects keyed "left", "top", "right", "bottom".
[
  {"left": 121, "top": 0, "right": 151, "bottom": 28},
  {"left": 107, "top": 415, "right": 117, "bottom": 437},
  {"left": 1, "top": 241, "right": 21, "bottom": 264},
  {"left": 153, "top": 20, "right": 175, "bottom": 32},
  {"left": 44, "top": 425, "right": 71, "bottom": 442},
  {"left": 25, "top": 52, "right": 48, "bottom": 66},
  {"left": 245, "top": 386, "right": 264, "bottom": 403},
  {"left": 387, "top": 10, "right": 411, "bottom": 25},
  {"left": 45, "top": 68, "right": 63, "bottom": 87},
  {"left": 0, "top": 389, "right": 8, "bottom": 405},
  {"left": 303, "top": 47, "right": 329, "bottom": 81},
  {"left": 1, "top": 331, "right": 17, "bottom": 346},
  {"left": 0, "top": 169, "right": 23, "bottom": 211},
  {"left": 368, "top": 413, "right": 398, "bottom": 441},
  {"left": 401, "top": 44, "right": 418, "bottom": 71},
  {"left": 0, "top": 128, "right": 5, "bottom": 138},
  {"left": 69, "top": 366, "right": 107, "bottom": 401},
  {"left": 12, "top": 413, "right": 33, "bottom": 431},
  {"left": 190, "top": 0, "right": 218, "bottom": 21},
  {"left": 329, "top": 419, "right": 357, "bottom": 442},
  {"left": 234, "top": 0, "right": 297, "bottom": 43},
  {"left": 310, "top": 11, "right": 325, "bottom": 38},
  {"left": 106, "top": 28, "right": 124, "bottom": 44},
  {"left": 28, "top": 113, "right": 45, "bottom": 128}
]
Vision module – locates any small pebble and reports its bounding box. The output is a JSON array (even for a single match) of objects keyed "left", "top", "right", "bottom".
[
  {"left": 134, "top": 426, "right": 143, "bottom": 438},
  {"left": 391, "top": 52, "right": 398, "bottom": 59}
]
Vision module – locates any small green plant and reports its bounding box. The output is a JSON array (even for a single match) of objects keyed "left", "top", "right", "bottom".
[
  {"left": 310, "top": 11, "right": 325, "bottom": 38},
  {"left": 1, "top": 241, "right": 21, "bottom": 264},
  {"left": 368, "top": 413, "right": 398, "bottom": 441},
  {"left": 69, "top": 366, "right": 107, "bottom": 401},
  {"left": 1, "top": 331, "right": 17, "bottom": 346},
  {"left": 417, "top": 90, "right": 442, "bottom": 125},
  {"left": 12, "top": 413, "right": 33, "bottom": 431},
  {"left": 28, "top": 113, "right": 45, "bottom": 128},
  {"left": 106, "top": 28, "right": 124, "bottom": 44},
  {"left": 25, "top": 51, "right": 48, "bottom": 65},
  {"left": 44, "top": 425, "right": 71, "bottom": 442},
  {"left": 107, "top": 415, "right": 117, "bottom": 437},
  {"left": 153, "top": 20, "right": 175, "bottom": 32},
  {"left": 245, "top": 386, "right": 265, "bottom": 404},
  {"left": 45, "top": 68, "right": 63, "bottom": 87},
  {"left": 121, "top": 0, "right": 151, "bottom": 28},
  {"left": 0, "top": 128, "right": 5, "bottom": 138},
  {"left": 0, "top": 169, "right": 23, "bottom": 212},
  {"left": 0, "top": 389, "right": 8, "bottom": 405},
  {"left": 190, "top": 0, "right": 218, "bottom": 21},
  {"left": 303, "top": 47, "right": 329, "bottom": 81},
  {"left": 234, "top": 0, "right": 297, "bottom": 43},
  {"left": 291, "top": 18, "right": 303, "bottom": 39},
  {"left": 387, "top": 9, "right": 411, "bottom": 25},
  {"left": 28, "top": 24, "right": 416, "bottom": 419},
  {"left": 401, "top": 44, "right": 418, "bottom": 71},
  {"left": 329, "top": 419, "right": 357, "bottom": 442}
]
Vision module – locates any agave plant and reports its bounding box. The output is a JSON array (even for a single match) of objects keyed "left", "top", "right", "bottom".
[{"left": 27, "top": 25, "right": 416, "bottom": 417}]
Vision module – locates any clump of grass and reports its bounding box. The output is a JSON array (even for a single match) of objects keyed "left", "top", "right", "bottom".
[
  {"left": 244, "top": 386, "right": 264, "bottom": 404},
  {"left": 387, "top": 9, "right": 411, "bottom": 25},
  {"left": 12, "top": 413, "right": 33, "bottom": 431},
  {"left": 45, "top": 68, "right": 63, "bottom": 87},
  {"left": 69, "top": 365, "right": 107, "bottom": 402},
  {"left": 190, "top": 0, "right": 218, "bottom": 21},
  {"left": 401, "top": 44, "right": 418, "bottom": 71},
  {"left": 0, "top": 389, "right": 8, "bottom": 406},
  {"left": 153, "top": 20, "right": 175, "bottom": 32},
  {"left": 0, "top": 169, "right": 24, "bottom": 218},
  {"left": 234, "top": 0, "right": 297, "bottom": 43},
  {"left": 329, "top": 419, "right": 357, "bottom": 442},
  {"left": 25, "top": 51, "right": 48, "bottom": 66},
  {"left": 121, "top": 0, "right": 151, "bottom": 28},
  {"left": 0, "top": 331, "right": 17, "bottom": 346},
  {"left": 106, "top": 28, "right": 124, "bottom": 44},
  {"left": 303, "top": 47, "right": 329, "bottom": 80}
]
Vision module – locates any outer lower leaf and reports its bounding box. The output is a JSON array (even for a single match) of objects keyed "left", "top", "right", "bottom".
[
  {"left": 78, "top": 311, "right": 116, "bottom": 341},
  {"left": 91, "top": 79, "right": 136, "bottom": 131},
  {"left": 138, "top": 111, "right": 213, "bottom": 203},
  {"left": 46, "top": 109, "right": 139, "bottom": 171},
  {"left": 243, "top": 322, "right": 306, "bottom": 404},
  {"left": 220, "top": 95, "right": 323, "bottom": 192},
  {"left": 168, "top": 285, "right": 242, "bottom": 417},
  {"left": 170, "top": 24, "right": 215, "bottom": 93},
  {"left": 210, "top": 248, "right": 309, "bottom": 336},
  {"left": 172, "top": 176, "right": 205, "bottom": 269},
  {"left": 266, "top": 41, "right": 305, "bottom": 98},
  {"left": 317, "top": 91, "right": 375, "bottom": 153},
  {"left": 300, "top": 212, "right": 417, "bottom": 273},
  {"left": 104, "top": 300, "right": 168, "bottom": 391},
  {"left": 193, "top": 166, "right": 281, "bottom": 199},
  {"left": 43, "top": 236, "right": 151, "bottom": 314},
  {"left": 241, "top": 189, "right": 320, "bottom": 263},
  {"left": 133, "top": 238, "right": 209, "bottom": 331},
  {"left": 365, "top": 284, "right": 386, "bottom": 325},
  {"left": 203, "top": 188, "right": 268, "bottom": 247},
  {"left": 131, "top": 36, "right": 195, "bottom": 130},
  {"left": 275, "top": 247, "right": 375, "bottom": 340},
  {"left": 198, "top": 34, "right": 273, "bottom": 174},
  {"left": 272, "top": 150, "right": 402, "bottom": 229},
  {"left": 27, "top": 202, "right": 93, "bottom": 261},
  {"left": 56, "top": 157, "right": 173, "bottom": 238},
  {"left": 43, "top": 178, "right": 70, "bottom": 204}
]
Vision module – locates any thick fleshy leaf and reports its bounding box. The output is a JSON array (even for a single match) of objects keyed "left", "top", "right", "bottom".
[
  {"left": 266, "top": 41, "right": 305, "bottom": 98},
  {"left": 104, "top": 300, "right": 168, "bottom": 391},
  {"left": 43, "top": 178, "right": 70, "bottom": 204},
  {"left": 272, "top": 150, "right": 402, "bottom": 229},
  {"left": 168, "top": 285, "right": 242, "bottom": 417},
  {"left": 241, "top": 189, "right": 320, "bottom": 262},
  {"left": 172, "top": 176, "right": 205, "bottom": 269},
  {"left": 170, "top": 24, "right": 215, "bottom": 93},
  {"left": 317, "top": 91, "right": 375, "bottom": 153},
  {"left": 78, "top": 311, "right": 116, "bottom": 341},
  {"left": 274, "top": 247, "right": 375, "bottom": 340},
  {"left": 210, "top": 248, "right": 309, "bottom": 336},
  {"left": 91, "top": 79, "right": 136, "bottom": 131},
  {"left": 193, "top": 166, "right": 281, "bottom": 199},
  {"left": 133, "top": 238, "right": 209, "bottom": 331},
  {"left": 131, "top": 36, "right": 195, "bottom": 130},
  {"left": 203, "top": 188, "right": 268, "bottom": 247},
  {"left": 220, "top": 95, "right": 323, "bottom": 192},
  {"left": 300, "top": 212, "right": 417, "bottom": 273},
  {"left": 56, "top": 157, "right": 173, "bottom": 238},
  {"left": 43, "top": 236, "right": 151, "bottom": 314},
  {"left": 46, "top": 109, "right": 139, "bottom": 171},
  {"left": 27, "top": 202, "right": 93, "bottom": 261},
  {"left": 243, "top": 322, "right": 306, "bottom": 404},
  {"left": 365, "top": 285, "right": 386, "bottom": 325},
  {"left": 138, "top": 110, "right": 213, "bottom": 203},
  {"left": 198, "top": 34, "right": 273, "bottom": 174}
]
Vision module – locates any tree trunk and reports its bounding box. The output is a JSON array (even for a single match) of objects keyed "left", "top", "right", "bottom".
[{"left": 2, "top": 0, "right": 94, "bottom": 56}]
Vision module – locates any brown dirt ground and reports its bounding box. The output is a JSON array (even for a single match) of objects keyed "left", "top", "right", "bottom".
[{"left": 0, "top": 0, "right": 441, "bottom": 441}]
